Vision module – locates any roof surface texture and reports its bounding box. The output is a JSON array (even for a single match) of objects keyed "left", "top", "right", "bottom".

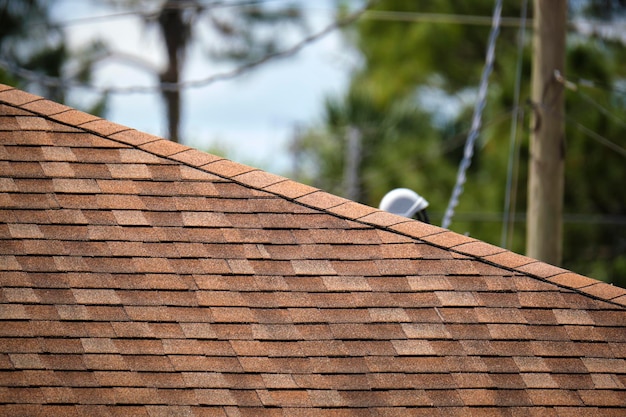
[{"left": 1, "top": 83, "right": 625, "bottom": 416}]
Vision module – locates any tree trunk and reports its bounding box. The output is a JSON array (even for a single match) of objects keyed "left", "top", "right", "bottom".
[{"left": 158, "top": 0, "right": 189, "bottom": 143}]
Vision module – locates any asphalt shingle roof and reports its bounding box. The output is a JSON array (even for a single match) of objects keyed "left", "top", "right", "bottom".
[{"left": 1, "top": 83, "right": 626, "bottom": 416}]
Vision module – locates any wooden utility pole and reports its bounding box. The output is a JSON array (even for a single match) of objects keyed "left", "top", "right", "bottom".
[
  {"left": 343, "top": 127, "right": 362, "bottom": 201},
  {"left": 526, "top": 0, "right": 567, "bottom": 265}
]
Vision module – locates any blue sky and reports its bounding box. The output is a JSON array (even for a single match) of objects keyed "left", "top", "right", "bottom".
[{"left": 52, "top": 1, "right": 357, "bottom": 174}]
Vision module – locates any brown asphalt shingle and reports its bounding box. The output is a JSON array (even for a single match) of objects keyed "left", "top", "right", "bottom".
[{"left": 1, "top": 84, "right": 626, "bottom": 415}]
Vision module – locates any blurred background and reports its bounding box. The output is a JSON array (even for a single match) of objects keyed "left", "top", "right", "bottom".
[{"left": 1, "top": 0, "right": 625, "bottom": 287}]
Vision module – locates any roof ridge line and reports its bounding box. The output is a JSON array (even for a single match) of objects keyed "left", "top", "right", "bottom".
[
  {"left": 352, "top": 219, "right": 626, "bottom": 308},
  {"left": 1, "top": 83, "right": 624, "bottom": 308}
]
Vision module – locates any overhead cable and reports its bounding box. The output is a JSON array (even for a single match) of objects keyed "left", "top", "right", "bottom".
[
  {"left": 550, "top": 71, "right": 626, "bottom": 158},
  {"left": 577, "top": 89, "right": 626, "bottom": 129},
  {"left": 441, "top": 0, "right": 503, "bottom": 229},
  {"left": 362, "top": 10, "right": 626, "bottom": 46},
  {"left": 361, "top": 9, "right": 525, "bottom": 27},
  {"left": 555, "top": 70, "right": 626, "bottom": 95},
  {"left": 555, "top": 71, "right": 626, "bottom": 129},
  {"left": 47, "top": 1, "right": 626, "bottom": 46},
  {"left": 433, "top": 211, "right": 626, "bottom": 225},
  {"left": 527, "top": 96, "right": 626, "bottom": 160},
  {"left": 567, "top": 118, "right": 626, "bottom": 159},
  {"left": 500, "top": 0, "right": 528, "bottom": 249},
  {"left": 49, "top": 0, "right": 291, "bottom": 28}
]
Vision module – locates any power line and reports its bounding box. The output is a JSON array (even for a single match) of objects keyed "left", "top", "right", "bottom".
[
  {"left": 48, "top": 2, "right": 626, "bottom": 37},
  {"left": 577, "top": 78, "right": 626, "bottom": 96},
  {"left": 361, "top": 9, "right": 527, "bottom": 27},
  {"left": 551, "top": 70, "right": 626, "bottom": 96},
  {"left": 431, "top": 211, "right": 626, "bottom": 225},
  {"left": 51, "top": 10, "right": 145, "bottom": 27},
  {"left": 567, "top": 117, "right": 626, "bottom": 159},
  {"left": 551, "top": 71, "right": 626, "bottom": 158},
  {"left": 528, "top": 95, "right": 626, "bottom": 159},
  {"left": 564, "top": 87, "right": 626, "bottom": 130},
  {"left": 0, "top": 0, "right": 377, "bottom": 94},
  {"left": 438, "top": 107, "right": 516, "bottom": 156},
  {"left": 441, "top": 0, "right": 503, "bottom": 230},
  {"left": 49, "top": 0, "right": 295, "bottom": 28},
  {"left": 501, "top": 0, "right": 528, "bottom": 249},
  {"left": 577, "top": 89, "right": 626, "bottom": 129},
  {"left": 361, "top": 10, "right": 626, "bottom": 47}
]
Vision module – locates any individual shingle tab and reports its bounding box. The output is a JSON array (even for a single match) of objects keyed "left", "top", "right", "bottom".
[
  {"left": 203, "top": 159, "right": 257, "bottom": 178},
  {"left": 1, "top": 84, "right": 625, "bottom": 415},
  {"left": 181, "top": 212, "right": 231, "bottom": 227},
  {"left": 109, "top": 129, "right": 161, "bottom": 147},
  {"left": 52, "top": 178, "right": 101, "bottom": 193},
  {"left": 21, "top": 98, "right": 71, "bottom": 115},
  {"left": 582, "top": 282, "right": 626, "bottom": 300},
  {"left": 49, "top": 109, "right": 100, "bottom": 126},
  {"left": 358, "top": 211, "right": 410, "bottom": 227},
  {"left": 326, "top": 201, "right": 379, "bottom": 219},
  {"left": 0, "top": 88, "right": 41, "bottom": 106},
  {"left": 79, "top": 119, "right": 129, "bottom": 137},
  {"left": 15, "top": 116, "right": 52, "bottom": 131},
  {"left": 296, "top": 191, "right": 349, "bottom": 209},
  {"left": 234, "top": 170, "right": 287, "bottom": 189},
  {"left": 139, "top": 139, "right": 190, "bottom": 157},
  {"left": 112, "top": 210, "right": 149, "bottom": 226}
]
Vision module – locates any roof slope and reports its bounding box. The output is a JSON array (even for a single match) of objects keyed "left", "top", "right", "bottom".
[{"left": 1, "top": 84, "right": 625, "bottom": 416}]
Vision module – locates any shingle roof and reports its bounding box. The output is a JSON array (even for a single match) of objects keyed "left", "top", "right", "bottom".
[{"left": 1, "top": 83, "right": 625, "bottom": 415}]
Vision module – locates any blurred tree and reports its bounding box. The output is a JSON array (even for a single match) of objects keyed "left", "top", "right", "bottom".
[
  {"left": 108, "top": 0, "right": 304, "bottom": 143},
  {"left": 293, "top": 88, "right": 454, "bottom": 209},
  {"left": 292, "top": 0, "right": 626, "bottom": 287},
  {"left": 0, "top": 0, "right": 107, "bottom": 113}
]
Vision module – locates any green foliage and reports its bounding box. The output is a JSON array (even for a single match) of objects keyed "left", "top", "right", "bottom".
[
  {"left": 0, "top": 0, "right": 108, "bottom": 114},
  {"left": 206, "top": 2, "right": 305, "bottom": 63},
  {"left": 294, "top": 89, "right": 451, "bottom": 205},
  {"left": 561, "top": 38, "right": 626, "bottom": 286},
  {"left": 0, "top": 0, "right": 52, "bottom": 90},
  {"left": 0, "top": 0, "right": 48, "bottom": 39},
  {"left": 292, "top": 0, "right": 626, "bottom": 287},
  {"left": 351, "top": 0, "right": 522, "bottom": 103}
]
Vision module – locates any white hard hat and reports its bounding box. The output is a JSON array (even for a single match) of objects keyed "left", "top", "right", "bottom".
[{"left": 379, "top": 188, "right": 429, "bottom": 218}]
